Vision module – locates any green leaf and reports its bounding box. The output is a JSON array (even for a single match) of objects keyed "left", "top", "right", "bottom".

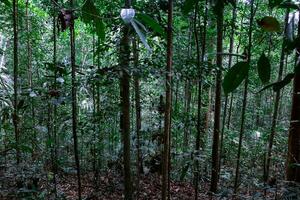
[
  {"left": 0, "top": 0, "right": 11, "bottom": 6},
  {"left": 95, "top": 20, "right": 105, "bottom": 41},
  {"left": 269, "top": 0, "right": 284, "bottom": 8},
  {"left": 136, "top": 13, "right": 166, "bottom": 37},
  {"left": 20, "top": 145, "right": 33, "bottom": 153},
  {"left": 257, "top": 16, "right": 281, "bottom": 32},
  {"left": 182, "top": 0, "right": 198, "bottom": 15},
  {"left": 222, "top": 62, "right": 250, "bottom": 95},
  {"left": 259, "top": 73, "right": 295, "bottom": 92},
  {"left": 46, "top": 138, "right": 54, "bottom": 148},
  {"left": 290, "top": 163, "right": 300, "bottom": 168},
  {"left": 81, "top": 0, "right": 98, "bottom": 24},
  {"left": 278, "top": 2, "right": 300, "bottom": 10},
  {"left": 257, "top": 53, "right": 271, "bottom": 84},
  {"left": 81, "top": 0, "right": 105, "bottom": 40}
]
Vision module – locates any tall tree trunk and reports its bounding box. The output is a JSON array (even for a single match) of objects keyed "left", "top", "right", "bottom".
[
  {"left": 12, "top": 0, "right": 20, "bottom": 165},
  {"left": 52, "top": 1, "right": 58, "bottom": 196},
  {"left": 96, "top": 36, "right": 102, "bottom": 171},
  {"left": 227, "top": 9, "right": 245, "bottom": 130},
  {"left": 234, "top": 0, "right": 255, "bottom": 193},
  {"left": 69, "top": 0, "right": 81, "bottom": 199},
  {"left": 210, "top": 3, "right": 224, "bottom": 193},
  {"left": 219, "top": 1, "right": 237, "bottom": 172},
  {"left": 92, "top": 34, "right": 98, "bottom": 185},
  {"left": 194, "top": 0, "right": 207, "bottom": 197},
  {"left": 162, "top": 0, "right": 173, "bottom": 199},
  {"left": 286, "top": 12, "right": 300, "bottom": 183},
  {"left": 25, "top": 0, "right": 36, "bottom": 160},
  {"left": 265, "top": 10, "right": 289, "bottom": 183},
  {"left": 120, "top": 1, "right": 132, "bottom": 199},
  {"left": 133, "top": 38, "right": 142, "bottom": 196},
  {"left": 183, "top": 80, "right": 191, "bottom": 148}
]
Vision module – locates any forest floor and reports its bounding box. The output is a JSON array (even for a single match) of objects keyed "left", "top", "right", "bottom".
[
  {"left": 57, "top": 171, "right": 210, "bottom": 200},
  {"left": 1, "top": 163, "right": 300, "bottom": 199}
]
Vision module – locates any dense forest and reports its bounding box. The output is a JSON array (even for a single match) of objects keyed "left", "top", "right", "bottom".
[{"left": 0, "top": 0, "right": 300, "bottom": 199}]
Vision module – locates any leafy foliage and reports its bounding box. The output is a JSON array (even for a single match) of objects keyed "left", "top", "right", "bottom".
[
  {"left": 0, "top": 0, "right": 10, "bottom": 6},
  {"left": 223, "top": 62, "right": 249, "bottom": 95},
  {"left": 182, "top": 0, "right": 199, "bottom": 15},
  {"left": 81, "top": 0, "right": 105, "bottom": 41},
  {"left": 269, "top": 0, "right": 284, "bottom": 8},
  {"left": 136, "top": 13, "right": 166, "bottom": 37},
  {"left": 259, "top": 73, "right": 295, "bottom": 92},
  {"left": 257, "top": 53, "right": 271, "bottom": 84},
  {"left": 257, "top": 16, "right": 281, "bottom": 32}
]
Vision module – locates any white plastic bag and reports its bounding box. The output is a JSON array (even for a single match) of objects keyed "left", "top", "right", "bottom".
[{"left": 120, "top": 8, "right": 152, "bottom": 54}]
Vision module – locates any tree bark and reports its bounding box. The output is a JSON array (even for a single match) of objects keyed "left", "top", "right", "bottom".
[
  {"left": 286, "top": 11, "right": 300, "bottom": 183},
  {"left": 12, "top": 0, "right": 20, "bottom": 165},
  {"left": 133, "top": 38, "right": 142, "bottom": 196},
  {"left": 120, "top": 1, "right": 132, "bottom": 199},
  {"left": 69, "top": 0, "right": 81, "bottom": 199},
  {"left": 210, "top": 3, "right": 224, "bottom": 193},
  {"left": 234, "top": 0, "right": 255, "bottom": 193},
  {"left": 265, "top": 9, "right": 289, "bottom": 183},
  {"left": 219, "top": 0, "right": 237, "bottom": 173},
  {"left": 194, "top": 0, "right": 208, "bottom": 198},
  {"left": 162, "top": 0, "right": 173, "bottom": 199}
]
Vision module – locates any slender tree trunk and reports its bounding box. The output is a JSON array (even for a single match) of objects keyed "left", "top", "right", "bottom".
[
  {"left": 133, "top": 38, "right": 142, "bottom": 196},
  {"left": 227, "top": 93, "right": 233, "bottom": 129},
  {"left": 174, "top": 80, "right": 179, "bottom": 113},
  {"left": 120, "top": 1, "right": 132, "bottom": 199},
  {"left": 219, "top": 1, "right": 237, "bottom": 173},
  {"left": 286, "top": 12, "right": 300, "bottom": 183},
  {"left": 265, "top": 10, "right": 289, "bottom": 183},
  {"left": 183, "top": 80, "right": 191, "bottom": 148},
  {"left": 194, "top": 0, "right": 207, "bottom": 197},
  {"left": 210, "top": 3, "right": 224, "bottom": 193},
  {"left": 52, "top": 2, "right": 58, "bottom": 196},
  {"left": 96, "top": 36, "right": 102, "bottom": 171},
  {"left": 234, "top": 0, "right": 255, "bottom": 193},
  {"left": 25, "top": 0, "right": 36, "bottom": 160},
  {"left": 226, "top": 9, "right": 246, "bottom": 130},
  {"left": 69, "top": 1, "right": 81, "bottom": 199},
  {"left": 92, "top": 34, "right": 98, "bottom": 185},
  {"left": 162, "top": 0, "right": 173, "bottom": 199},
  {"left": 12, "top": 0, "right": 20, "bottom": 165}
]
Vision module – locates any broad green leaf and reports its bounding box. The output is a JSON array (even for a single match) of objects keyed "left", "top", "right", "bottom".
[
  {"left": 257, "top": 53, "right": 271, "bottom": 84},
  {"left": 222, "top": 62, "right": 250, "bottom": 95},
  {"left": 182, "top": 0, "right": 198, "bottom": 15},
  {"left": 136, "top": 13, "right": 165, "bottom": 37},
  {"left": 259, "top": 73, "right": 295, "bottom": 92},
  {"left": 95, "top": 20, "right": 105, "bottom": 41},
  {"left": 257, "top": 16, "right": 281, "bottom": 32},
  {"left": 81, "top": 0, "right": 98, "bottom": 24},
  {"left": 269, "top": 0, "right": 284, "bottom": 8}
]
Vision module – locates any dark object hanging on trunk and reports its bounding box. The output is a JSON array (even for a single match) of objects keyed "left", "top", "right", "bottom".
[{"left": 58, "top": 9, "right": 77, "bottom": 32}]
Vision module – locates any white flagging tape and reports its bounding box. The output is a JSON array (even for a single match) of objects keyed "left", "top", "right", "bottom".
[{"left": 121, "top": 8, "right": 152, "bottom": 54}]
